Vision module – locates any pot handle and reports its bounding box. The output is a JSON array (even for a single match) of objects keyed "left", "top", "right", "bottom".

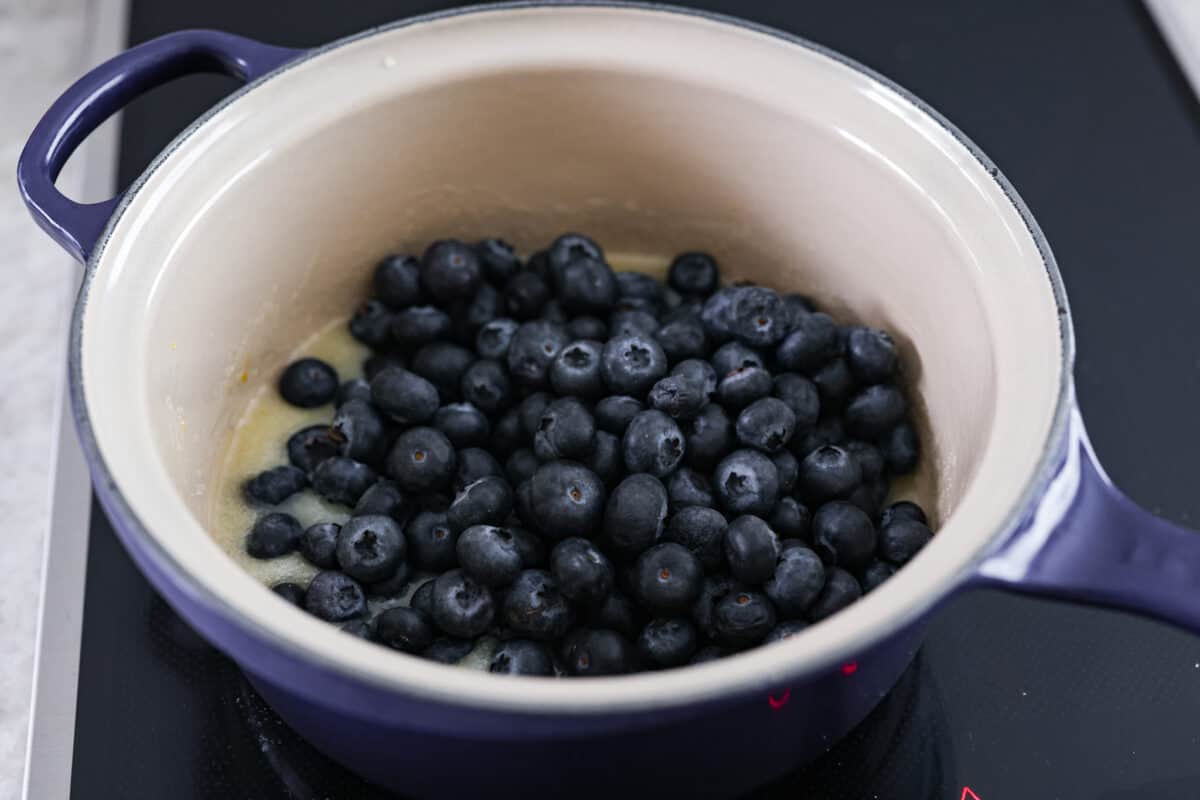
[
  {"left": 17, "top": 29, "right": 302, "bottom": 263},
  {"left": 975, "top": 404, "right": 1200, "bottom": 633}
]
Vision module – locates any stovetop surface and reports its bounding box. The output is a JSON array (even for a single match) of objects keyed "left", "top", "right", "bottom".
[{"left": 69, "top": 1, "right": 1200, "bottom": 798}]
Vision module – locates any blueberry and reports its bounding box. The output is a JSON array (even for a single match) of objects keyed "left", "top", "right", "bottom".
[
  {"left": 507, "top": 320, "right": 569, "bottom": 388},
  {"left": 410, "top": 578, "right": 436, "bottom": 617},
  {"left": 371, "top": 368, "right": 439, "bottom": 425},
  {"left": 724, "top": 515, "right": 781, "bottom": 585},
  {"left": 562, "top": 629, "right": 636, "bottom": 676},
  {"left": 615, "top": 271, "right": 664, "bottom": 306},
  {"left": 509, "top": 525, "right": 547, "bottom": 568},
  {"left": 812, "top": 358, "right": 856, "bottom": 409},
  {"left": 691, "top": 574, "right": 737, "bottom": 637},
  {"left": 601, "top": 334, "right": 668, "bottom": 396},
  {"left": 476, "top": 238, "right": 521, "bottom": 284},
  {"left": 882, "top": 422, "right": 920, "bottom": 474},
  {"left": 549, "top": 233, "right": 604, "bottom": 275},
  {"left": 353, "top": 480, "right": 407, "bottom": 521},
  {"left": 476, "top": 318, "right": 520, "bottom": 360},
  {"left": 782, "top": 293, "right": 816, "bottom": 316},
  {"left": 568, "top": 315, "right": 607, "bottom": 341},
  {"left": 764, "top": 620, "right": 809, "bottom": 644},
  {"left": 541, "top": 298, "right": 570, "bottom": 324},
  {"left": 713, "top": 449, "right": 779, "bottom": 517},
  {"left": 341, "top": 620, "right": 373, "bottom": 640},
  {"left": 329, "top": 399, "right": 388, "bottom": 465},
  {"left": 386, "top": 427, "right": 456, "bottom": 493},
  {"left": 460, "top": 283, "right": 503, "bottom": 332},
  {"left": 272, "top": 582, "right": 305, "bottom": 606},
  {"left": 405, "top": 510, "right": 458, "bottom": 571},
  {"left": 374, "top": 253, "right": 423, "bottom": 308},
  {"left": 728, "top": 286, "right": 789, "bottom": 347},
  {"left": 844, "top": 385, "right": 907, "bottom": 439},
  {"left": 534, "top": 397, "right": 596, "bottom": 461},
  {"left": 363, "top": 353, "right": 406, "bottom": 381},
  {"left": 367, "top": 560, "right": 412, "bottom": 597},
  {"left": 311, "top": 457, "right": 377, "bottom": 506},
  {"left": 304, "top": 571, "right": 367, "bottom": 622},
  {"left": 587, "top": 591, "right": 643, "bottom": 639},
  {"left": 647, "top": 374, "right": 707, "bottom": 420},
  {"left": 410, "top": 341, "right": 475, "bottom": 401},
  {"left": 502, "top": 570, "right": 574, "bottom": 640},
  {"left": 880, "top": 500, "right": 928, "bottom": 528},
  {"left": 656, "top": 318, "right": 708, "bottom": 362},
  {"left": 799, "top": 444, "right": 862, "bottom": 502},
  {"left": 433, "top": 403, "right": 491, "bottom": 449},
  {"left": 638, "top": 618, "right": 698, "bottom": 668},
  {"left": 430, "top": 569, "right": 495, "bottom": 637},
  {"left": 713, "top": 590, "right": 776, "bottom": 649},
  {"left": 634, "top": 543, "right": 704, "bottom": 616},
  {"left": 808, "top": 567, "right": 862, "bottom": 621},
  {"left": 455, "top": 524, "right": 523, "bottom": 587},
  {"left": 608, "top": 309, "right": 661, "bottom": 340},
  {"left": 391, "top": 305, "right": 452, "bottom": 347},
  {"left": 550, "top": 537, "right": 615, "bottom": 606},
  {"left": 447, "top": 477, "right": 514, "bottom": 532},
  {"left": 335, "top": 378, "right": 372, "bottom": 408},
  {"left": 845, "top": 440, "right": 885, "bottom": 483},
  {"left": 773, "top": 373, "right": 821, "bottom": 430},
  {"left": 490, "top": 640, "right": 554, "bottom": 675},
  {"left": 711, "top": 342, "right": 765, "bottom": 375},
  {"left": 455, "top": 447, "right": 504, "bottom": 491},
  {"left": 504, "top": 270, "right": 550, "bottom": 319},
  {"left": 812, "top": 501, "right": 876, "bottom": 570},
  {"left": 791, "top": 415, "right": 846, "bottom": 461},
  {"left": 846, "top": 327, "right": 898, "bottom": 384},
  {"left": 861, "top": 560, "right": 897, "bottom": 592},
  {"left": 374, "top": 606, "right": 434, "bottom": 653},
  {"left": 278, "top": 358, "right": 338, "bottom": 408},
  {"left": 668, "top": 252, "right": 719, "bottom": 296},
  {"left": 684, "top": 404, "right": 733, "bottom": 470},
  {"left": 735, "top": 397, "right": 797, "bottom": 453},
  {"left": 690, "top": 645, "right": 725, "bottom": 664},
  {"left": 622, "top": 410, "right": 685, "bottom": 477},
  {"left": 879, "top": 518, "right": 933, "bottom": 565},
  {"left": 666, "top": 467, "right": 714, "bottom": 510},
  {"left": 664, "top": 506, "right": 727, "bottom": 571},
  {"left": 662, "top": 297, "right": 703, "bottom": 324},
  {"left": 558, "top": 256, "right": 617, "bottom": 314},
  {"left": 769, "top": 497, "right": 811, "bottom": 541},
  {"left": 506, "top": 448, "right": 540, "bottom": 487},
  {"left": 770, "top": 450, "right": 799, "bottom": 495},
  {"left": 527, "top": 461, "right": 606, "bottom": 540},
  {"left": 300, "top": 522, "right": 340, "bottom": 568},
  {"left": 764, "top": 545, "right": 825, "bottom": 618},
  {"left": 518, "top": 391, "right": 554, "bottom": 437},
  {"left": 671, "top": 358, "right": 718, "bottom": 398},
  {"left": 595, "top": 395, "right": 643, "bottom": 435},
  {"left": 421, "top": 239, "right": 483, "bottom": 303},
  {"left": 335, "top": 515, "right": 406, "bottom": 583},
  {"left": 243, "top": 465, "right": 307, "bottom": 506},
  {"left": 348, "top": 300, "right": 393, "bottom": 347},
  {"left": 492, "top": 409, "right": 524, "bottom": 458},
  {"left": 587, "top": 431, "right": 622, "bottom": 487},
  {"left": 716, "top": 366, "right": 773, "bottom": 410},
  {"left": 549, "top": 340, "right": 606, "bottom": 399},
  {"left": 776, "top": 312, "right": 840, "bottom": 373},
  {"left": 421, "top": 637, "right": 476, "bottom": 664}
]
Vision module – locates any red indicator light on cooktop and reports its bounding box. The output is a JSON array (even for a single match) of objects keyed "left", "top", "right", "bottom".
[
  {"left": 767, "top": 688, "right": 791, "bottom": 710},
  {"left": 840, "top": 661, "right": 858, "bottom": 675},
  {"left": 960, "top": 787, "right": 981, "bottom": 800}
]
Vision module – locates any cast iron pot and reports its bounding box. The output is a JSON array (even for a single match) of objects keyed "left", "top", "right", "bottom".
[{"left": 19, "top": 4, "right": 1200, "bottom": 797}]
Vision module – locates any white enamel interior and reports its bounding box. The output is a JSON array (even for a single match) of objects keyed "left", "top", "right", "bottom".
[{"left": 80, "top": 6, "right": 1064, "bottom": 712}]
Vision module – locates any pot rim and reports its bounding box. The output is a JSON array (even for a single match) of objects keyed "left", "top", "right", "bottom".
[{"left": 68, "top": 1, "right": 1075, "bottom": 714}]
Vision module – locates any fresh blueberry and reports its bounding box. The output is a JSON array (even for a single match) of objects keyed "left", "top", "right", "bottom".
[
  {"left": 272, "top": 582, "right": 305, "bottom": 607},
  {"left": 550, "top": 537, "right": 615, "bottom": 606},
  {"left": 666, "top": 467, "right": 714, "bottom": 510},
  {"left": 371, "top": 368, "right": 439, "bottom": 425},
  {"left": 770, "top": 451, "right": 799, "bottom": 495},
  {"left": 664, "top": 506, "right": 727, "bottom": 571},
  {"left": 773, "top": 373, "right": 821, "bottom": 430},
  {"left": 562, "top": 629, "right": 636, "bottom": 676},
  {"left": 812, "top": 358, "right": 855, "bottom": 409},
  {"left": 518, "top": 391, "right": 554, "bottom": 437},
  {"left": 775, "top": 311, "right": 840, "bottom": 373},
  {"left": 861, "top": 560, "right": 897, "bottom": 594},
  {"left": 711, "top": 342, "right": 765, "bottom": 376},
  {"left": 243, "top": 465, "right": 307, "bottom": 506},
  {"left": 405, "top": 510, "right": 458, "bottom": 572},
  {"left": 476, "top": 238, "right": 521, "bottom": 284},
  {"left": 655, "top": 318, "right": 708, "bottom": 362},
  {"left": 634, "top": 543, "right": 704, "bottom": 616},
  {"left": 455, "top": 447, "right": 504, "bottom": 490},
  {"left": 622, "top": 410, "right": 685, "bottom": 477},
  {"left": 300, "top": 522, "right": 340, "bottom": 568},
  {"left": 713, "top": 449, "right": 780, "bottom": 517},
  {"left": 668, "top": 252, "right": 719, "bottom": 297},
  {"left": 587, "top": 431, "right": 622, "bottom": 487},
  {"left": 509, "top": 525, "right": 547, "bottom": 568},
  {"left": 671, "top": 358, "right": 718, "bottom": 398},
  {"left": 421, "top": 239, "right": 483, "bottom": 303},
  {"left": 689, "top": 645, "right": 725, "bottom": 664},
  {"left": 713, "top": 590, "right": 776, "bottom": 649},
  {"left": 549, "top": 340, "right": 606, "bottom": 399},
  {"left": 847, "top": 478, "right": 887, "bottom": 519},
  {"left": 433, "top": 402, "right": 491, "bottom": 449},
  {"left": 791, "top": 415, "right": 846, "bottom": 461},
  {"left": 374, "top": 606, "right": 434, "bottom": 653},
  {"left": 716, "top": 366, "right": 773, "bottom": 410},
  {"left": 476, "top": 318, "right": 520, "bottom": 360},
  {"left": 880, "top": 500, "right": 928, "bottom": 528},
  {"left": 812, "top": 501, "right": 876, "bottom": 570},
  {"left": 728, "top": 286, "right": 789, "bottom": 347},
  {"left": 808, "top": 567, "right": 862, "bottom": 621},
  {"left": 391, "top": 305, "right": 452, "bottom": 347},
  {"left": 534, "top": 397, "right": 596, "bottom": 461},
  {"left": 505, "top": 448, "right": 540, "bottom": 487},
  {"left": 278, "top": 358, "right": 338, "bottom": 408},
  {"left": 353, "top": 480, "right": 407, "bottom": 521},
  {"left": 724, "top": 515, "right": 780, "bottom": 584},
  {"left": 363, "top": 353, "right": 407, "bottom": 382},
  {"left": 504, "top": 270, "right": 550, "bottom": 319},
  {"left": 735, "top": 397, "right": 797, "bottom": 453},
  {"left": 684, "top": 404, "right": 733, "bottom": 470},
  {"left": 491, "top": 409, "right": 524, "bottom": 458},
  {"left": 638, "top": 618, "right": 698, "bottom": 669},
  {"left": 647, "top": 374, "right": 707, "bottom": 420},
  {"left": 374, "top": 253, "right": 423, "bottom": 308},
  {"left": 882, "top": 422, "right": 920, "bottom": 474},
  {"left": 691, "top": 574, "right": 736, "bottom": 638},
  {"left": 366, "top": 560, "right": 412, "bottom": 597},
  {"left": 502, "top": 570, "right": 574, "bottom": 640},
  {"left": 764, "top": 545, "right": 825, "bottom": 618},
  {"left": 844, "top": 385, "right": 907, "bottom": 439},
  {"left": 601, "top": 334, "right": 668, "bottom": 396},
  {"left": 386, "top": 426, "right": 457, "bottom": 493},
  {"left": 527, "top": 461, "right": 606, "bottom": 540},
  {"left": 507, "top": 320, "right": 569, "bottom": 388},
  {"left": 782, "top": 293, "right": 816, "bottom": 316},
  {"left": 349, "top": 300, "right": 393, "bottom": 348},
  {"left": 661, "top": 297, "right": 703, "bottom": 324},
  {"left": 421, "top": 637, "right": 475, "bottom": 664},
  {"left": 456, "top": 524, "right": 523, "bottom": 587},
  {"left": 460, "top": 283, "right": 502, "bottom": 332},
  {"left": 558, "top": 256, "right": 617, "bottom": 314},
  {"left": 587, "top": 591, "right": 644, "bottom": 639},
  {"left": 311, "top": 457, "right": 377, "bottom": 507},
  {"left": 490, "top": 640, "right": 554, "bottom": 675},
  {"left": 304, "top": 571, "right": 367, "bottom": 622},
  {"left": 568, "top": 315, "right": 608, "bottom": 341},
  {"left": 447, "top": 477, "right": 514, "bottom": 532},
  {"left": 430, "top": 569, "right": 495, "bottom": 637},
  {"left": 329, "top": 399, "right": 388, "bottom": 465},
  {"left": 608, "top": 308, "right": 661, "bottom": 339},
  {"left": 615, "top": 271, "right": 664, "bottom": 307},
  {"left": 595, "top": 395, "right": 643, "bottom": 435},
  {"left": 768, "top": 497, "right": 810, "bottom": 541},
  {"left": 341, "top": 620, "right": 373, "bottom": 640},
  {"left": 845, "top": 440, "right": 885, "bottom": 482},
  {"left": 549, "top": 233, "right": 604, "bottom": 276},
  {"left": 410, "top": 578, "right": 436, "bottom": 618},
  {"left": 335, "top": 515, "right": 406, "bottom": 583},
  {"left": 764, "top": 620, "right": 809, "bottom": 644},
  {"left": 410, "top": 341, "right": 475, "bottom": 401},
  {"left": 336, "top": 378, "right": 372, "bottom": 408},
  {"left": 846, "top": 327, "right": 898, "bottom": 384},
  {"left": 799, "top": 444, "right": 862, "bottom": 502},
  {"left": 541, "top": 298, "right": 571, "bottom": 325},
  {"left": 879, "top": 518, "right": 933, "bottom": 565}
]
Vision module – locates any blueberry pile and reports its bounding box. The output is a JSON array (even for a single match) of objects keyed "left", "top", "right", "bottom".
[{"left": 243, "top": 234, "right": 933, "bottom": 676}]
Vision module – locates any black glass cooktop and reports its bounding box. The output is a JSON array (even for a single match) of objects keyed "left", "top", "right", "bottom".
[{"left": 69, "top": 1, "right": 1200, "bottom": 798}]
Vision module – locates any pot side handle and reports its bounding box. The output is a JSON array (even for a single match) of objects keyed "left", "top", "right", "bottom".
[
  {"left": 16, "top": 29, "right": 302, "bottom": 263},
  {"left": 975, "top": 406, "right": 1200, "bottom": 633}
]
